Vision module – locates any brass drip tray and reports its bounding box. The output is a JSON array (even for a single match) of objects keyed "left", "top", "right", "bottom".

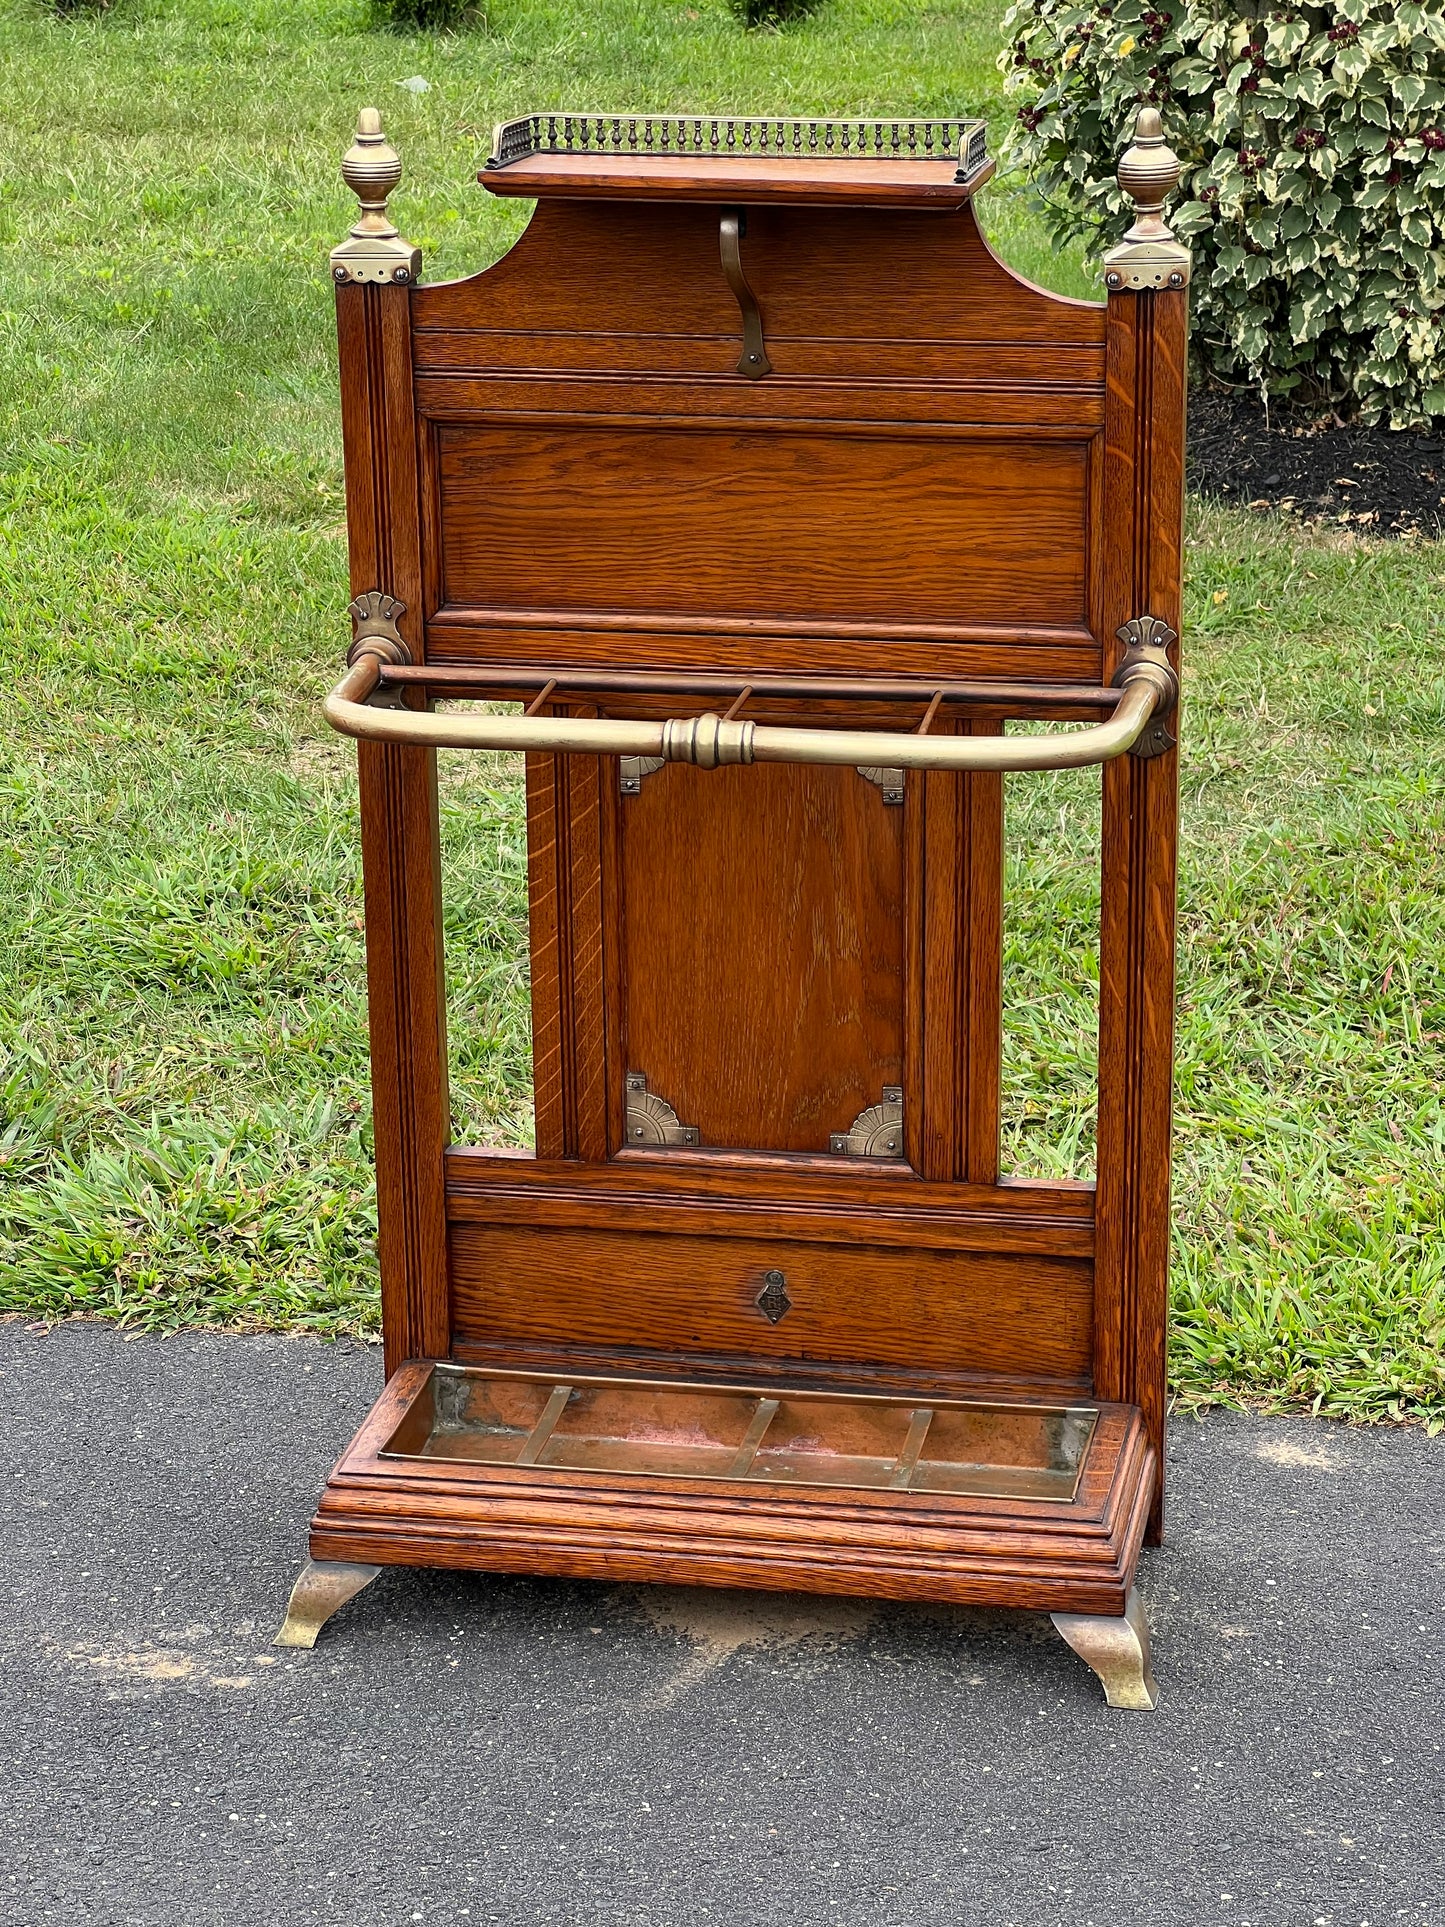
[{"left": 382, "top": 1365, "right": 1098, "bottom": 1504}]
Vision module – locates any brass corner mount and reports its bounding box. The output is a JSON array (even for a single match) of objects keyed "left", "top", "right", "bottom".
[
  {"left": 857, "top": 764, "right": 904, "bottom": 805},
  {"left": 331, "top": 108, "right": 422, "bottom": 288},
  {"left": 625, "top": 1073, "right": 700, "bottom": 1147},
  {"left": 1103, "top": 106, "right": 1191, "bottom": 294},
  {"left": 830, "top": 1086, "right": 904, "bottom": 1159}
]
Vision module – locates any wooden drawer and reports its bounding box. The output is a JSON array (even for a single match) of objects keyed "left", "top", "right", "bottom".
[{"left": 449, "top": 1221, "right": 1092, "bottom": 1394}]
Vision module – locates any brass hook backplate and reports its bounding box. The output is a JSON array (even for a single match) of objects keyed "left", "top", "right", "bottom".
[
  {"left": 346, "top": 590, "right": 411, "bottom": 668},
  {"left": 719, "top": 210, "right": 772, "bottom": 379},
  {"left": 1113, "top": 616, "right": 1179, "bottom": 760}
]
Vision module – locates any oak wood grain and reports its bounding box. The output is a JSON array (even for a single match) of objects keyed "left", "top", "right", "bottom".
[
  {"left": 422, "top": 622, "right": 1104, "bottom": 688},
  {"left": 446, "top": 1337, "right": 1091, "bottom": 1407},
  {"left": 524, "top": 718, "right": 608, "bottom": 1161},
  {"left": 416, "top": 373, "right": 1106, "bottom": 430},
  {"left": 1095, "top": 288, "right": 1186, "bottom": 1545},
  {"left": 443, "top": 1149, "right": 1095, "bottom": 1245},
  {"left": 916, "top": 720, "right": 1004, "bottom": 1184},
  {"left": 478, "top": 151, "right": 997, "bottom": 210},
  {"left": 414, "top": 202, "right": 1104, "bottom": 347},
  {"left": 337, "top": 281, "right": 449, "bottom": 1374},
  {"left": 436, "top": 421, "right": 1090, "bottom": 633},
  {"left": 618, "top": 760, "right": 904, "bottom": 1153},
  {"left": 448, "top": 1223, "right": 1092, "bottom": 1384},
  {"left": 412, "top": 333, "right": 1106, "bottom": 390},
  {"left": 435, "top": 420, "right": 1094, "bottom": 632}
]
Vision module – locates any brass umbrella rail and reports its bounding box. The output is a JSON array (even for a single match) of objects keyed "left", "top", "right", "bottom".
[{"left": 325, "top": 603, "right": 1179, "bottom": 773}]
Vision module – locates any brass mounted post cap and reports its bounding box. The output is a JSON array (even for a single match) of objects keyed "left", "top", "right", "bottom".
[
  {"left": 331, "top": 108, "right": 422, "bottom": 287},
  {"left": 1103, "top": 105, "right": 1191, "bottom": 294}
]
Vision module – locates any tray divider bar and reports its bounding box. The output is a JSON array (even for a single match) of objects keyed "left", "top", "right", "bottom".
[
  {"left": 516, "top": 1383, "right": 574, "bottom": 1465},
  {"left": 382, "top": 663, "right": 1119, "bottom": 711},
  {"left": 729, "top": 1397, "right": 781, "bottom": 1478},
  {"left": 890, "top": 1408, "right": 935, "bottom": 1489}
]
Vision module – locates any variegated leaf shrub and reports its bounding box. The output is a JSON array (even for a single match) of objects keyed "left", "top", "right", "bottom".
[{"left": 998, "top": 0, "right": 1445, "bottom": 424}]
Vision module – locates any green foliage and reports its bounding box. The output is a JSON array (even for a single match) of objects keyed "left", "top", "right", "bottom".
[
  {"left": 369, "top": 0, "right": 482, "bottom": 31},
  {"left": 729, "top": 0, "right": 825, "bottom": 25},
  {"left": 999, "top": 0, "right": 1445, "bottom": 425},
  {"left": 0, "top": 0, "right": 1441, "bottom": 1424}
]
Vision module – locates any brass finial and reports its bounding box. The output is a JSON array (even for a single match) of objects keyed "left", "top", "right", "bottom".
[
  {"left": 330, "top": 108, "right": 421, "bottom": 288},
  {"left": 1117, "top": 107, "right": 1182, "bottom": 245},
  {"left": 1103, "top": 105, "right": 1191, "bottom": 294}
]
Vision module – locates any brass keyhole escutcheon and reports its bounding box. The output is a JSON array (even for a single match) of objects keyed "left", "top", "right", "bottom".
[{"left": 755, "top": 1269, "right": 792, "bottom": 1324}]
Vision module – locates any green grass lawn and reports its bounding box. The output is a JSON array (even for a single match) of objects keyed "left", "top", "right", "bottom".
[{"left": 1, "top": 0, "right": 1442, "bottom": 1426}]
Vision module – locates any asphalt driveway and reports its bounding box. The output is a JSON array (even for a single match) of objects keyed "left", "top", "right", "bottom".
[{"left": 2, "top": 1321, "right": 1440, "bottom": 1927}]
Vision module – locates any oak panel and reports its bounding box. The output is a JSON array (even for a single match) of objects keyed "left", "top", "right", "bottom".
[
  {"left": 413, "top": 333, "right": 1107, "bottom": 391},
  {"left": 438, "top": 422, "right": 1088, "bottom": 632},
  {"left": 416, "top": 372, "right": 1106, "bottom": 430},
  {"left": 618, "top": 759, "right": 904, "bottom": 1153},
  {"left": 1095, "top": 289, "right": 1187, "bottom": 1543},
  {"left": 477, "top": 151, "right": 996, "bottom": 210},
  {"left": 443, "top": 1149, "right": 1096, "bottom": 1247},
  {"left": 422, "top": 621, "right": 1104, "bottom": 687},
  {"left": 336, "top": 281, "right": 449, "bottom": 1375}
]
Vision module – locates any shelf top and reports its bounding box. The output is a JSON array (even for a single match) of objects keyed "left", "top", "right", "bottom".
[{"left": 480, "top": 112, "right": 993, "bottom": 209}]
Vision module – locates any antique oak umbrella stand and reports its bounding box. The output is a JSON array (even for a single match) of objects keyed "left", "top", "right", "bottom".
[{"left": 276, "top": 105, "right": 1191, "bottom": 1710}]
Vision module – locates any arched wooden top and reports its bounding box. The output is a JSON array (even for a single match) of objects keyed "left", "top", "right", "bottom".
[{"left": 414, "top": 197, "right": 1104, "bottom": 371}]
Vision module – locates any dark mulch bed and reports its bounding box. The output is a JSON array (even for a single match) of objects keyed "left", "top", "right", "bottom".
[{"left": 1187, "top": 386, "right": 1445, "bottom": 537}]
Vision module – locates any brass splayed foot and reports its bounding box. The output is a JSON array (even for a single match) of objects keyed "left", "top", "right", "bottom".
[
  {"left": 1051, "top": 1587, "right": 1158, "bottom": 1709},
  {"left": 273, "top": 1559, "right": 382, "bottom": 1649}
]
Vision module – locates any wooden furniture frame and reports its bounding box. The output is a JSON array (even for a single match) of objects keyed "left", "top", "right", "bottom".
[{"left": 276, "top": 104, "right": 1191, "bottom": 1711}]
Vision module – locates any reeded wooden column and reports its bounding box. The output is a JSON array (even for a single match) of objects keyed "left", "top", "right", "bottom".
[
  {"left": 915, "top": 728, "right": 1004, "bottom": 1186},
  {"left": 333, "top": 116, "right": 450, "bottom": 1375},
  {"left": 1094, "top": 110, "right": 1191, "bottom": 1542}
]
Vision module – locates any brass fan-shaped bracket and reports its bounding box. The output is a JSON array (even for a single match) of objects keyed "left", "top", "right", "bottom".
[
  {"left": 830, "top": 1086, "right": 904, "bottom": 1159},
  {"left": 346, "top": 591, "right": 412, "bottom": 668},
  {"left": 620, "top": 755, "right": 665, "bottom": 795},
  {"left": 625, "top": 1073, "right": 700, "bottom": 1147},
  {"left": 857, "top": 765, "right": 904, "bottom": 805}
]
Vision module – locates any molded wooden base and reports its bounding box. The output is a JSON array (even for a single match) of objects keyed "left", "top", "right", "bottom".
[{"left": 303, "top": 1361, "right": 1156, "bottom": 1619}]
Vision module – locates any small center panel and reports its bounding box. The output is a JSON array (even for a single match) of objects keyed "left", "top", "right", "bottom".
[{"left": 618, "top": 758, "right": 905, "bottom": 1156}]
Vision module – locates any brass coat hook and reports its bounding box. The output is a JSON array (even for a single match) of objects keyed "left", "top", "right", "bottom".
[{"left": 719, "top": 210, "right": 772, "bottom": 378}]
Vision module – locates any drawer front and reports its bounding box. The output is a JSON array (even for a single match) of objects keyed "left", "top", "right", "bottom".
[{"left": 449, "top": 1222, "right": 1091, "bottom": 1390}]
